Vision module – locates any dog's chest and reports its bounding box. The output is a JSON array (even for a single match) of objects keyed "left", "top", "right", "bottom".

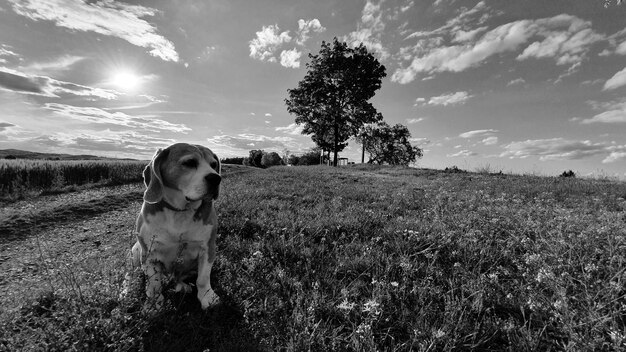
[{"left": 141, "top": 216, "right": 214, "bottom": 271}]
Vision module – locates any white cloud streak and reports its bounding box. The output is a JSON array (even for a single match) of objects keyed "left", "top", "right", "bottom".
[
  {"left": 392, "top": 13, "right": 604, "bottom": 84},
  {"left": 8, "top": 0, "right": 179, "bottom": 62},
  {"left": 603, "top": 66, "right": 626, "bottom": 91},
  {"left": 344, "top": 0, "right": 390, "bottom": 60},
  {"left": 459, "top": 129, "right": 498, "bottom": 138},
  {"left": 44, "top": 103, "right": 190, "bottom": 132},
  {"left": 500, "top": 138, "right": 625, "bottom": 162},
  {"left": 428, "top": 91, "right": 473, "bottom": 106}
]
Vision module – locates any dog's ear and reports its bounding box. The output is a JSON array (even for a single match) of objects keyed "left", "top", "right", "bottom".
[
  {"left": 212, "top": 151, "right": 221, "bottom": 200},
  {"left": 215, "top": 152, "right": 221, "bottom": 175},
  {"left": 143, "top": 148, "right": 170, "bottom": 204}
]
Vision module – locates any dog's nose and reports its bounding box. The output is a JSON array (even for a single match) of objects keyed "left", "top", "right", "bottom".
[{"left": 205, "top": 173, "right": 221, "bottom": 185}]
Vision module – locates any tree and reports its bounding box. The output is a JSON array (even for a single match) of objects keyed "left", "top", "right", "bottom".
[
  {"left": 298, "top": 148, "right": 323, "bottom": 165},
  {"left": 359, "top": 122, "right": 423, "bottom": 166},
  {"left": 261, "top": 152, "right": 284, "bottom": 167},
  {"left": 285, "top": 38, "right": 386, "bottom": 166},
  {"left": 287, "top": 154, "right": 300, "bottom": 166},
  {"left": 243, "top": 149, "right": 264, "bottom": 168}
]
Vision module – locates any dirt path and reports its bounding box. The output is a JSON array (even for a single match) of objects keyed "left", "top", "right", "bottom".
[
  {"left": 0, "top": 164, "right": 255, "bottom": 312},
  {"left": 0, "top": 184, "right": 143, "bottom": 311}
]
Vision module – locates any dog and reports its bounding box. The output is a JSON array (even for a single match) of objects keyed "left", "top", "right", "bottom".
[{"left": 129, "top": 143, "right": 221, "bottom": 310}]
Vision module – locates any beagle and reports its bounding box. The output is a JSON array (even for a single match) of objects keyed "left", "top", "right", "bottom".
[{"left": 130, "top": 143, "right": 221, "bottom": 310}]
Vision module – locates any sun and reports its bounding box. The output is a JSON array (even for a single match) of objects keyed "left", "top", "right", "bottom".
[{"left": 110, "top": 70, "right": 142, "bottom": 92}]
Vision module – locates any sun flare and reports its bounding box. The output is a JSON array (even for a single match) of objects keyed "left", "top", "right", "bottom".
[{"left": 110, "top": 70, "right": 142, "bottom": 92}]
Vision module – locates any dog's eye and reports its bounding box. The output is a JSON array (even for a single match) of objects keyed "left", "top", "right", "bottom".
[
  {"left": 210, "top": 161, "right": 218, "bottom": 169},
  {"left": 182, "top": 159, "right": 198, "bottom": 168}
]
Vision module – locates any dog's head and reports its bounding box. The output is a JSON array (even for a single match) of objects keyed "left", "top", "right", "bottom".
[{"left": 143, "top": 143, "right": 221, "bottom": 204}]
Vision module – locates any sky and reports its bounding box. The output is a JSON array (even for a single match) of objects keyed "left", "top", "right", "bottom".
[{"left": 1, "top": 0, "right": 626, "bottom": 178}]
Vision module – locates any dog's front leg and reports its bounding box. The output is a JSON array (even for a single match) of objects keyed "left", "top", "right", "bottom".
[
  {"left": 144, "top": 259, "right": 166, "bottom": 311},
  {"left": 197, "top": 234, "right": 219, "bottom": 309}
]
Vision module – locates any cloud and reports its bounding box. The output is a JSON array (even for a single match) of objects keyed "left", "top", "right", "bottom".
[
  {"left": 0, "top": 122, "right": 16, "bottom": 132},
  {"left": 447, "top": 149, "right": 477, "bottom": 157},
  {"left": 392, "top": 14, "right": 604, "bottom": 84},
  {"left": 604, "top": 151, "right": 626, "bottom": 163},
  {"left": 275, "top": 123, "right": 304, "bottom": 135},
  {"left": 250, "top": 19, "right": 322, "bottom": 67},
  {"left": 296, "top": 19, "right": 326, "bottom": 45},
  {"left": 603, "top": 67, "right": 626, "bottom": 91},
  {"left": 500, "top": 138, "right": 611, "bottom": 161},
  {"left": 19, "top": 55, "right": 84, "bottom": 75},
  {"left": 405, "top": 1, "right": 490, "bottom": 41},
  {"left": 0, "top": 127, "right": 175, "bottom": 158},
  {"left": 481, "top": 136, "right": 498, "bottom": 145},
  {"left": 406, "top": 117, "right": 425, "bottom": 124},
  {"left": 516, "top": 16, "right": 604, "bottom": 65},
  {"left": 280, "top": 48, "right": 302, "bottom": 68},
  {"left": 0, "top": 67, "right": 118, "bottom": 99},
  {"left": 249, "top": 24, "right": 292, "bottom": 62},
  {"left": 8, "top": 0, "right": 178, "bottom": 62},
  {"left": 428, "top": 91, "right": 472, "bottom": 106},
  {"left": 459, "top": 129, "right": 498, "bottom": 138},
  {"left": 0, "top": 44, "right": 19, "bottom": 64},
  {"left": 507, "top": 78, "right": 526, "bottom": 86},
  {"left": 206, "top": 133, "right": 296, "bottom": 152},
  {"left": 453, "top": 26, "right": 488, "bottom": 43},
  {"left": 604, "top": 27, "right": 626, "bottom": 56},
  {"left": 579, "top": 100, "right": 626, "bottom": 124},
  {"left": 44, "top": 103, "right": 190, "bottom": 132},
  {"left": 413, "top": 97, "right": 426, "bottom": 106},
  {"left": 344, "top": 0, "right": 390, "bottom": 60},
  {"left": 264, "top": 113, "right": 273, "bottom": 117}
]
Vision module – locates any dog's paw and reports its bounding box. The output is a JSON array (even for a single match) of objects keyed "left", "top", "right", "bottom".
[
  {"left": 199, "top": 289, "right": 220, "bottom": 310},
  {"left": 174, "top": 282, "right": 193, "bottom": 293},
  {"left": 142, "top": 294, "right": 165, "bottom": 314}
]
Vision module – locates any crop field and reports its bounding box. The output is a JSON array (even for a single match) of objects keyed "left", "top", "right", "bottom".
[
  {"left": 0, "top": 159, "right": 147, "bottom": 201},
  {"left": 0, "top": 164, "right": 625, "bottom": 351}
]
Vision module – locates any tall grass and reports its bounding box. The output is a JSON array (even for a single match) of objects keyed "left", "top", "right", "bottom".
[{"left": 0, "top": 159, "right": 146, "bottom": 200}]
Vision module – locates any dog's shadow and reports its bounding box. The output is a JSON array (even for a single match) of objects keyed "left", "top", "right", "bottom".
[{"left": 124, "top": 272, "right": 262, "bottom": 352}]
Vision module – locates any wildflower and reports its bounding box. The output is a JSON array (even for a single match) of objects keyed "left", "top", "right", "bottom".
[
  {"left": 535, "top": 268, "right": 555, "bottom": 283},
  {"left": 584, "top": 263, "right": 598, "bottom": 273},
  {"left": 337, "top": 299, "right": 356, "bottom": 311},
  {"left": 356, "top": 323, "right": 372, "bottom": 336},
  {"left": 362, "top": 299, "right": 381, "bottom": 316},
  {"left": 390, "top": 281, "right": 399, "bottom": 287},
  {"left": 433, "top": 329, "right": 446, "bottom": 339}
]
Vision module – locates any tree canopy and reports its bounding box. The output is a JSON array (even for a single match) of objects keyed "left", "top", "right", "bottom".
[
  {"left": 357, "top": 122, "right": 424, "bottom": 166},
  {"left": 285, "top": 38, "right": 386, "bottom": 166}
]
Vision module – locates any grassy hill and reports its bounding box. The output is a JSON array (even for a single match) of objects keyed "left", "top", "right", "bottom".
[
  {"left": 0, "top": 149, "right": 134, "bottom": 160},
  {"left": 1, "top": 165, "right": 625, "bottom": 351}
]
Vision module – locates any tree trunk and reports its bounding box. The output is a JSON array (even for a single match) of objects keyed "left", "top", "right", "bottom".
[
  {"left": 361, "top": 142, "right": 365, "bottom": 163},
  {"left": 333, "top": 121, "right": 339, "bottom": 167}
]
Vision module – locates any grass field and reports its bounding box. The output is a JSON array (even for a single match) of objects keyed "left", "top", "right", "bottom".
[{"left": 1, "top": 164, "right": 625, "bottom": 351}]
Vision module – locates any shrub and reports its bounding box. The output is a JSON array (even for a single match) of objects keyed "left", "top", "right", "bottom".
[
  {"left": 298, "top": 150, "right": 322, "bottom": 165},
  {"left": 287, "top": 154, "right": 300, "bottom": 166},
  {"left": 559, "top": 170, "right": 576, "bottom": 178},
  {"left": 261, "top": 152, "right": 283, "bottom": 168},
  {"left": 444, "top": 165, "right": 466, "bottom": 173},
  {"left": 221, "top": 157, "right": 245, "bottom": 165}
]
